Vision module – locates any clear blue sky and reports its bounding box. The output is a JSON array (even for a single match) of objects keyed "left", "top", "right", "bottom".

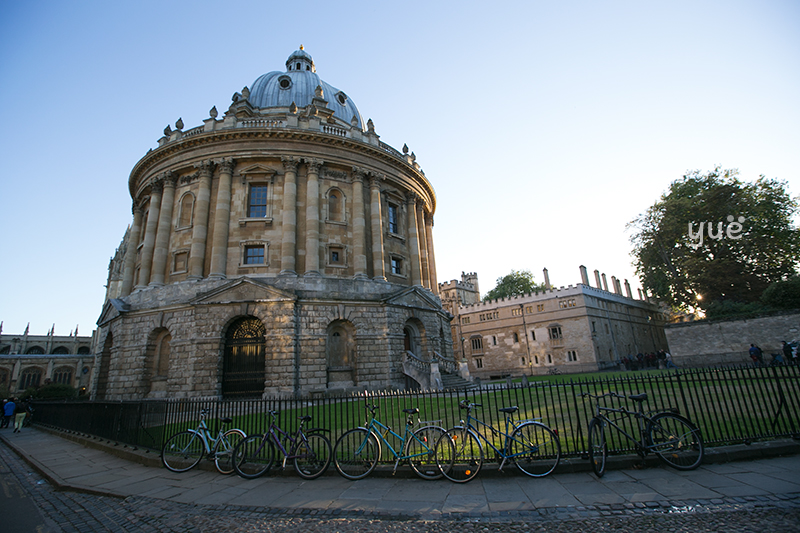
[{"left": 1, "top": 1, "right": 798, "bottom": 335}]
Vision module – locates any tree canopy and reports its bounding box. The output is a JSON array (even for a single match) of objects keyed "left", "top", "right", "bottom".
[
  {"left": 483, "top": 269, "right": 546, "bottom": 301},
  {"left": 628, "top": 167, "right": 800, "bottom": 313}
]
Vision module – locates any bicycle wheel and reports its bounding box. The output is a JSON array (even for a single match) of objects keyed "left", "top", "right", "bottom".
[
  {"left": 233, "top": 434, "right": 276, "bottom": 479},
  {"left": 333, "top": 428, "right": 380, "bottom": 480},
  {"left": 647, "top": 413, "right": 704, "bottom": 470},
  {"left": 404, "top": 425, "right": 446, "bottom": 480},
  {"left": 508, "top": 421, "right": 561, "bottom": 477},
  {"left": 293, "top": 433, "right": 332, "bottom": 480},
  {"left": 161, "top": 430, "right": 205, "bottom": 473},
  {"left": 587, "top": 417, "right": 607, "bottom": 478},
  {"left": 435, "top": 426, "right": 483, "bottom": 483},
  {"left": 214, "top": 428, "right": 247, "bottom": 474}
]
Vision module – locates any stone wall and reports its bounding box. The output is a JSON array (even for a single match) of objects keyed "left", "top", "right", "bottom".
[{"left": 664, "top": 311, "right": 800, "bottom": 367}]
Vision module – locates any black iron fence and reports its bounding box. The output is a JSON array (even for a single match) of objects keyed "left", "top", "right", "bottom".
[{"left": 32, "top": 364, "right": 800, "bottom": 459}]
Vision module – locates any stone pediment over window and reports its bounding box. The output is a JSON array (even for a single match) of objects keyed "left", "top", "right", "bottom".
[
  {"left": 191, "top": 278, "right": 296, "bottom": 305},
  {"left": 383, "top": 286, "right": 446, "bottom": 315},
  {"left": 97, "top": 299, "right": 131, "bottom": 327},
  {"left": 238, "top": 164, "right": 276, "bottom": 182}
]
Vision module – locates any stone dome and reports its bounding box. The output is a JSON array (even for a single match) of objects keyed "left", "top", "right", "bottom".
[{"left": 248, "top": 47, "right": 364, "bottom": 128}]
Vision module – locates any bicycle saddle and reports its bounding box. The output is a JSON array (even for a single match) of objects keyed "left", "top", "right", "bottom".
[
  {"left": 628, "top": 393, "right": 647, "bottom": 402},
  {"left": 402, "top": 408, "right": 420, "bottom": 415},
  {"left": 499, "top": 406, "right": 519, "bottom": 414},
  {"left": 298, "top": 415, "right": 312, "bottom": 422}
]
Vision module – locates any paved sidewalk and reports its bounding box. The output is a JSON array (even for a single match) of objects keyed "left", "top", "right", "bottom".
[{"left": 2, "top": 426, "right": 800, "bottom": 521}]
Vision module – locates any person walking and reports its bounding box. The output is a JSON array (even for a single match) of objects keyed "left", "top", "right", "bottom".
[
  {"left": 782, "top": 341, "right": 794, "bottom": 364},
  {"left": 749, "top": 344, "right": 764, "bottom": 367},
  {"left": 2, "top": 397, "right": 16, "bottom": 428},
  {"left": 13, "top": 398, "right": 29, "bottom": 433}
]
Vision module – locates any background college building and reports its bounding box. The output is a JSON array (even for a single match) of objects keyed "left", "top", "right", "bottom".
[
  {"left": 439, "top": 268, "right": 669, "bottom": 379},
  {"left": 97, "top": 48, "right": 454, "bottom": 400}
]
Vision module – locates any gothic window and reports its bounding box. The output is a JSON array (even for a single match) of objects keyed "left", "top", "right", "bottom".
[
  {"left": 52, "top": 366, "right": 73, "bottom": 385},
  {"left": 77, "top": 346, "right": 91, "bottom": 355},
  {"left": 178, "top": 193, "right": 194, "bottom": 228},
  {"left": 25, "top": 346, "right": 44, "bottom": 354},
  {"left": 471, "top": 336, "right": 483, "bottom": 353},
  {"left": 52, "top": 346, "right": 69, "bottom": 354},
  {"left": 222, "top": 317, "right": 266, "bottom": 398},
  {"left": 19, "top": 367, "right": 43, "bottom": 389},
  {"left": 248, "top": 185, "right": 268, "bottom": 218}
]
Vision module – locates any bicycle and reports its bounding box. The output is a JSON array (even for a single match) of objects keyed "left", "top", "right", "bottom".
[
  {"left": 233, "top": 410, "right": 331, "bottom": 480},
  {"left": 161, "top": 408, "right": 246, "bottom": 474},
  {"left": 579, "top": 391, "right": 704, "bottom": 478},
  {"left": 434, "top": 400, "right": 561, "bottom": 483},
  {"left": 333, "top": 403, "right": 447, "bottom": 480}
]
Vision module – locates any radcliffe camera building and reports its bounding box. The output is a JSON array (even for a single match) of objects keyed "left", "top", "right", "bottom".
[{"left": 98, "top": 48, "right": 453, "bottom": 400}]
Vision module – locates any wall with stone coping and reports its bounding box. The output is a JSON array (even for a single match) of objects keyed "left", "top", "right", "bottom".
[{"left": 664, "top": 312, "right": 800, "bottom": 367}]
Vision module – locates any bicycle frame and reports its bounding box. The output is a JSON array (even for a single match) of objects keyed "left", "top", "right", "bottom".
[
  {"left": 264, "top": 420, "right": 313, "bottom": 467},
  {"left": 459, "top": 407, "right": 539, "bottom": 470},
  {"left": 586, "top": 393, "right": 675, "bottom": 455},
  {"left": 360, "top": 407, "right": 438, "bottom": 470}
]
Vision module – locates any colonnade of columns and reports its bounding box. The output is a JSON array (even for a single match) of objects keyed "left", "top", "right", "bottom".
[{"left": 120, "top": 158, "right": 439, "bottom": 297}]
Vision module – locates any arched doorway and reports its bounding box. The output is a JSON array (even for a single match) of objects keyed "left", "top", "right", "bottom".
[{"left": 222, "top": 317, "right": 266, "bottom": 398}]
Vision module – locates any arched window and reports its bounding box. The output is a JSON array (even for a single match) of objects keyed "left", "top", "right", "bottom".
[
  {"left": 222, "top": 317, "right": 266, "bottom": 398},
  {"left": 178, "top": 193, "right": 194, "bottom": 228},
  {"left": 326, "top": 321, "right": 356, "bottom": 386},
  {"left": 52, "top": 346, "right": 70, "bottom": 354},
  {"left": 327, "top": 189, "right": 345, "bottom": 222},
  {"left": 25, "top": 346, "right": 44, "bottom": 355},
  {"left": 19, "top": 367, "right": 43, "bottom": 390},
  {"left": 52, "top": 366, "right": 73, "bottom": 385},
  {"left": 77, "top": 346, "right": 91, "bottom": 355},
  {"left": 154, "top": 330, "right": 171, "bottom": 378}
]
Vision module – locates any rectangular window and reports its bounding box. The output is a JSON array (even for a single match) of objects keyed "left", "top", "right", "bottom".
[
  {"left": 548, "top": 326, "right": 562, "bottom": 340},
  {"left": 244, "top": 245, "right": 265, "bottom": 264},
  {"left": 512, "top": 308, "right": 522, "bottom": 316},
  {"left": 537, "top": 304, "right": 544, "bottom": 312},
  {"left": 388, "top": 203, "right": 399, "bottom": 234},
  {"left": 461, "top": 316, "right": 470, "bottom": 324},
  {"left": 531, "top": 330, "right": 536, "bottom": 341},
  {"left": 248, "top": 185, "right": 268, "bottom": 217},
  {"left": 391, "top": 257, "right": 402, "bottom": 275},
  {"left": 567, "top": 350, "right": 578, "bottom": 362},
  {"left": 475, "top": 358, "right": 483, "bottom": 369},
  {"left": 329, "top": 246, "right": 344, "bottom": 266}
]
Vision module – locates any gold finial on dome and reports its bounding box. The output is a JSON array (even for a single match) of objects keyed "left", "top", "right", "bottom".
[{"left": 300, "top": 44, "right": 304, "bottom": 50}]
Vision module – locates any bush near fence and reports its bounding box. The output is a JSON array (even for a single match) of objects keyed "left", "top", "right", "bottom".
[{"left": 32, "top": 365, "right": 800, "bottom": 461}]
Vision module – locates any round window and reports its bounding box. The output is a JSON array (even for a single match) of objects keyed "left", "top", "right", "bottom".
[
  {"left": 336, "top": 92, "right": 347, "bottom": 105},
  {"left": 279, "top": 76, "right": 292, "bottom": 90}
]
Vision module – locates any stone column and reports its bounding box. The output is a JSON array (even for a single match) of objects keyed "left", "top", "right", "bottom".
[
  {"left": 416, "top": 201, "right": 430, "bottom": 289},
  {"left": 304, "top": 159, "right": 323, "bottom": 276},
  {"left": 369, "top": 176, "right": 386, "bottom": 280},
  {"left": 209, "top": 158, "right": 235, "bottom": 279},
  {"left": 406, "top": 193, "right": 422, "bottom": 286},
  {"left": 150, "top": 172, "right": 177, "bottom": 286},
  {"left": 188, "top": 161, "right": 214, "bottom": 280},
  {"left": 120, "top": 203, "right": 144, "bottom": 296},
  {"left": 424, "top": 212, "right": 439, "bottom": 295},
  {"left": 280, "top": 157, "right": 298, "bottom": 276},
  {"left": 351, "top": 168, "right": 368, "bottom": 279},
  {"left": 136, "top": 178, "right": 163, "bottom": 288}
]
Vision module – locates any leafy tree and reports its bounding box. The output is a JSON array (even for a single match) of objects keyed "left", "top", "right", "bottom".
[
  {"left": 628, "top": 167, "right": 800, "bottom": 312},
  {"left": 483, "top": 269, "right": 546, "bottom": 301},
  {"left": 761, "top": 275, "right": 800, "bottom": 310}
]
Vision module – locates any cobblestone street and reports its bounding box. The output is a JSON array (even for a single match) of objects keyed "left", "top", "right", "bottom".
[{"left": 3, "top": 436, "right": 800, "bottom": 532}]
